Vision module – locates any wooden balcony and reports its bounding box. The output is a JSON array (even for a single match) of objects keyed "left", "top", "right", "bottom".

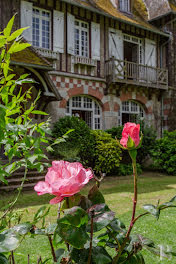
[{"left": 105, "top": 58, "right": 168, "bottom": 90}]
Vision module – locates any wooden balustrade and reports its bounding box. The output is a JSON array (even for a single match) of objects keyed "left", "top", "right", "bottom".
[{"left": 105, "top": 58, "right": 168, "bottom": 89}]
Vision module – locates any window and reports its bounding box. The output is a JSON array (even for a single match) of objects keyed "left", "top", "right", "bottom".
[
  {"left": 32, "top": 8, "right": 51, "bottom": 49},
  {"left": 66, "top": 96, "right": 101, "bottom": 129},
  {"left": 74, "top": 20, "right": 89, "bottom": 57},
  {"left": 119, "top": 101, "right": 145, "bottom": 125},
  {"left": 119, "top": 0, "right": 131, "bottom": 13}
]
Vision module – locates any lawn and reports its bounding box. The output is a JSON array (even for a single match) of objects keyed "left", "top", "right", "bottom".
[{"left": 1, "top": 172, "right": 176, "bottom": 263}]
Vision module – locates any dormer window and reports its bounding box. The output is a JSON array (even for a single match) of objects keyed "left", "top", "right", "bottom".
[{"left": 119, "top": 0, "right": 131, "bottom": 13}]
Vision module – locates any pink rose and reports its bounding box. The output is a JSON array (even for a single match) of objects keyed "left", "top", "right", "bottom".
[
  {"left": 120, "top": 122, "right": 140, "bottom": 148},
  {"left": 34, "top": 161, "right": 93, "bottom": 204}
]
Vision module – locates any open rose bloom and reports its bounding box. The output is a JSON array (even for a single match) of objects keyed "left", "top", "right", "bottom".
[
  {"left": 120, "top": 122, "right": 140, "bottom": 148},
  {"left": 34, "top": 161, "right": 93, "bottom": 204}
]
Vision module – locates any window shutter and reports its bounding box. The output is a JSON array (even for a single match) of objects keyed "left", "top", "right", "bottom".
[
  {"left": 109, "top": 28, "right": 124, "bottom": 79},
  {"left": 91, "top": 22, "right": 100, "bottom": 60},
  {"left": 109, "top": 28, "right": 123, "bottom": 60},
  {"left": 145, "top": 38, "right": 157, "bottom": 67},
  {"left": 53, "top": 10, "right": 64, "bottom": 53},
  {"left": 67, "top": 13, "right": 75, "bottom": 55},
  {"left": 21, "top": 1, "right": 33, "bottom": 43}
]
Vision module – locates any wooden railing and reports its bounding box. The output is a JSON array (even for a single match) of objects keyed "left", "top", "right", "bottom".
[
  {"left": 105, "top": 58, "right": 168, "bottom": 89},
  {"left": 72, "top": 55, "right": 97, "bottom": 66}
]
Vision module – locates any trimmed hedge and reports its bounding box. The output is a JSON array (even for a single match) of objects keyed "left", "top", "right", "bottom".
[
  {"left": 51, "top": 116, "right": 95, "bottom": 166},
  {"left": 91, "top": 130, "right": 122, "bottom": 174}
]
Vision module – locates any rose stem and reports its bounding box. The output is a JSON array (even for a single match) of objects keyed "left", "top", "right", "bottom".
[
  {"left": 11, "top": 251, "right": 15, "bottom": 264},
  {"left": 113, "top": 156, "right": 138, "bottom": 263},
  {"left": 48, "top": 235, "right": 57, "bottom": 262},
  {"left": 87, "top": 210, "right": 94, "bottom": 264}
]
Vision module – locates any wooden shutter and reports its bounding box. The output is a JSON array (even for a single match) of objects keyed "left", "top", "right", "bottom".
[
  {"left": 109, "top": 28, "right": 123, "bottom": 60},
  {"left": 67, "top": 13, "right": 75, "bottom": 55},
  {"left": 91, "top": 22, "right": 100, "bottom": 60},
  {"left": 145, "top": 38, "right": 157, "bottom": 67},
  {"left": 53, "top": 10, "right": 64, "bottom": 53},
  {"left": 21, "top": 1, "right": 33, "bottom": 43},
  {"left": 109, "top": 28, "right": 124, "bottom": 79}
]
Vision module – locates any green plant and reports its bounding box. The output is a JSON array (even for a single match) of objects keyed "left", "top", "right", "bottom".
[
  {"left": 91, "top": 130, "right": 122, "bottom": 174},
  {"left": 151, "top": 130, "right": 176, "bottom": 175},
  {"left": 116, "top": 163, "right": 142, "bottom": 176},
  {"left": 51, "top": 116, "right": 95, "bottom": 166}
]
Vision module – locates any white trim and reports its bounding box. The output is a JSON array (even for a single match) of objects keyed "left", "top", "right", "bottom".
[
  {"left": 119, "top": 100, "right": 145, "bottom": 125},
  {"left": 66, "top": 96, "right": 102, "bottom": 129},
  {"left": 32, "top": 7, "right": 51, "bottom": 49},
  {"left": 74, "top": 19, "right": 89, "bottom": 58}
]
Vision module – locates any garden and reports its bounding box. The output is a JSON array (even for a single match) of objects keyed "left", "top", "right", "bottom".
[{"left": 0, "top": 17, "right": 176, "bottom": 264}]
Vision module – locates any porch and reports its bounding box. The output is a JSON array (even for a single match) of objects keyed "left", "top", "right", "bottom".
[{"left": 105, "top": 58, "right": 168, "bottom": 90}]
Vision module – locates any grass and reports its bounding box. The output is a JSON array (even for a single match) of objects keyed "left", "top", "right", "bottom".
[{"left": 1, "top": 172, "right": 176, "bottom": 263}]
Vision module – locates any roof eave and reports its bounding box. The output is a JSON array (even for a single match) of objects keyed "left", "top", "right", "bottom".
[
  {"left": 11, "top": 60, "right": 54, "bottom": 71},
  {"left": 61, "top": 0, "right": 169, "bottom": 38}
]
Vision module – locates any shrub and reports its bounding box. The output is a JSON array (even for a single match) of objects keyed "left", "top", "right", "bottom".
[
  {"left": 151, "top": 130, "right": 176, "bottom": 175},
  {"left": 51, "top": 116, "right": 95, "bottom": 166},
  {"left": 116, "top": 163, "right": 142, "bottom": 176},
  {"left": 91, "top": 130, "right": 122, "bottom": 174},
  {"left": 105, "top": 126, "right": 123, "bottom": 140}
]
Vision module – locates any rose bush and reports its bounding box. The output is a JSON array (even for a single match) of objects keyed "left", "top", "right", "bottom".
[{"left": 34, "top": 161, "right": 93, "bottom": 204}]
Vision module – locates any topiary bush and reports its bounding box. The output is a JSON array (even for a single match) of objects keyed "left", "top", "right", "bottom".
[
  {"left": 151, "top": 130, "right": 176, "bottom": 175},
  {"left": 91, "top": 130, "right": 122, "bottom": 174},
  {"left": 51, "top": 116, "right": 95, "bottom": 166}
]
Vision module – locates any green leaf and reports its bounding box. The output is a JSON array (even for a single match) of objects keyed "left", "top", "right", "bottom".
[
  {"left": 143, "top": 204, "right": 160, "bottom": 219},
  {"left": 87, "top": 204, "right": 115, "bottom": 232},
  {"left": 92, "top": 247, "right": 112, "bottom": 264},
  {"left": 13, "top": 223, "right": 33, "bottom": 235},
  {"left": 3, "top": 16, "right": 15, "bottom": 37},
  {"left": 129, "top": 149, "right": 137, "bottom": 161},
  {"left": 170, "top": 195, "right": 176, "bottom": 203},
  {"left": 55, "top": 248, "right": 65, "bottom": 263},
  {"left": 70, "top": 248, "right": 89, "bottom": 264},
  {"left": 56, "top": 223, "right": 89, "bottom": 249},
  {"left": 61, "top": 194, "right": 82, "bottom": 210},
  {"left": 58, "top": 206, "right": 88, "bottom": 227},
  {"left": 8, "top": 42, "right": 31, "bottom": 54},
  {"left": 109, "top": 218, "right": 126, "bottom": 233},
  {"left": 0, "top": 253, "right": 9, "bottom": 264},
  {"left": 45, "top": 224, "right": 57, "bottom": 235},
  {"left": 7, "top": 27, "right": 28, "bottom": 41},
  {"left": 31, "top": 110, "right": 48, "bottom": 116},
  {"left": 127, "top": 136, "right": 135, "bottom": 149},
  {"left": 0, "top": 230, "right": 20, "bottom": 253},
  {"left": 88, "top": 185, "right": 105, "bottom": 205}
]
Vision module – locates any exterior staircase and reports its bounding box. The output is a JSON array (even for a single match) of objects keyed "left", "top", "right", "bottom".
[{"left": 0, "top": 160, "right": 49, "bottom": 191}]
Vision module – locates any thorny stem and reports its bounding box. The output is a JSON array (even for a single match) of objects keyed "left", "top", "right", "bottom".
[
  {"left": 48, "top": 235, "right": 57, "bottom": 263},
  {"left": 87, "top": 210, "right": 94, "bottom": 264},
  {"left": 112, "top": 158, "right": 138, "bottom": 264}
]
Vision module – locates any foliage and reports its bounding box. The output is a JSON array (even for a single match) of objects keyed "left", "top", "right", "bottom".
[
  {"left": 116, "top": 163, "right": 142, "bottom": 176},
  {"left": 51, "top": 116, "right": 95, "bottom": 166},
  {"left": 91, "top": 130, "right": 122, "bottom": 174},
  {"left": 151, "top": 130, "right": 176, "bottom": 175}
]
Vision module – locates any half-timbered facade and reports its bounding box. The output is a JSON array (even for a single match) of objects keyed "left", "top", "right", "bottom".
[{"left": 0, "top": 0, "right": 171, "bottom": 135}]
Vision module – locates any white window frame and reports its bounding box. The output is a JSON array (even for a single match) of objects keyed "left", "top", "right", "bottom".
[
  {"left": 123, "top": 34, "right": 144, "bottom": 64},
  {"left": 66, "top": 96, "right": 102, "bottom": 130},
  {"left": 118, "top": 101, "right": 145, "bottom": 125},
  {"left": 32, "top": 7, "right": 51, "bottom": 49},
  {"left": 119, "top": 0, "right": 131, "bottom": 13},
  {"left": 74, "top": 19, "right": 89, "bottom": 58}
]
